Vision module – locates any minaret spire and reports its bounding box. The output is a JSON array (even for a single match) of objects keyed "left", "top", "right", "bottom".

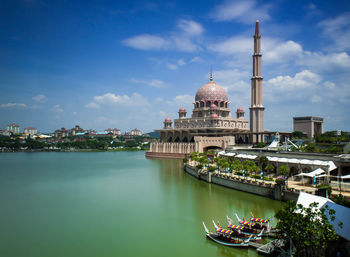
[
  {"left": 210, "top": 65, "right": 213, "bottom": 81},
  {"left": 250, "top": 20, "right": 264, "bottom": 143},
  {"left": 255, "top": 20, "right": 260, "bottom": 36}
]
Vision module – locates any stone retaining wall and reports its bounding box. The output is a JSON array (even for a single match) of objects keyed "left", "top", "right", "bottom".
[{"left": 184, "top": 164, "right": 299, "bottom": 201}]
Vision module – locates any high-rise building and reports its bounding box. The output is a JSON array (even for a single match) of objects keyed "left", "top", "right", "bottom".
[{"left": 293, "top": 117, "right": 324, "bottom": 138}]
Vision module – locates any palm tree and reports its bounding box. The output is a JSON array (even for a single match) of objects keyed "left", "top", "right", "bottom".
[{"left": 278, "top": 165, "right": 290, "bottom": 186}]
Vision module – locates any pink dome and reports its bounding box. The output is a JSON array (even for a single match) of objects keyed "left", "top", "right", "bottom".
[
  {"left": 179, "top": 107, "right": 186, "bottom": 112},
  {"left": 211, "top": 114, "right": 219, "bottom": 119},
  {"left": 237, "top": 108, "right": 244, "bottom": 112},
  {"left": 210, "top": 104, "right": 217, "bottom": 109},
  {"left": 164, "top": 117, "right": 172, "bottom": 122},
  {"left": 195, "top": 81, "right": 228, "bottom": 102}
]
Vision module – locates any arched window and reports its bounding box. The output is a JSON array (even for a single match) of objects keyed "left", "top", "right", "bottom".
[
  {"left": 220, "top": 102, "right": 224, "bottom": 107},
  {"left": 225, "top": 102, "right": 228, "bottom": 108},
  {"left": 196, "top": 102, "right": 199, "bottom": 108},
  {"left": 214, "top": 101, "right": 218, "bottom": 107},
  {"left": 206, "top": 101, "right": 211, "bottom": 107},
  {"left": 200, "top": 101, "right": 204, "bottom": 107}
]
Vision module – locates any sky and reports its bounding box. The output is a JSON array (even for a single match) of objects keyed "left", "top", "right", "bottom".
[{"left": 1, "top": 0, "right": 350, "bottom": 133}]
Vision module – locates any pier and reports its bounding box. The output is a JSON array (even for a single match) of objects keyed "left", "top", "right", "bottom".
[{"left": 249, "top": 239, "right": 285, "bottom": 255}]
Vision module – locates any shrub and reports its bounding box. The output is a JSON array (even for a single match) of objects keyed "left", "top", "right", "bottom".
[
  {"left": 317, "top": 183, "right": 332, "bottom": 196},
  {"left": 208, "top": 166, "right": 216, "bottom": 172},
  {"left": 264, "top": 176, "right": 274, "bottom": 181},
  {"left": 331, "top": 194, "right": 350, "bottom": 208},
  {"left": 196, "top": 164, "right": 203, "bottom": 169},
  {"left": 249, "top": 174, "right": 261, "bottom": 179},
  {"left": 275, "top": 178, "right": 285, "bottom": 185},
  {"left": 234, "top": 171, "right": 243, "bottom": 176},
  {"left": 183, "top": 158, "right": 188, "bottom": 163}
]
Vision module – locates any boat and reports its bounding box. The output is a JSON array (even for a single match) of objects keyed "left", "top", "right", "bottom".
[
  {"left": 202, "top": 222, "right": 250, "bottom": 247},
  {"left": 227, "top": 223, "right": 264, "bottom": 238},
  {"left": 212, "top": 220, "right": 262, "bottom": 241},
  {"left": 234, "top": 214, "right": 273, "bottom": 232}
]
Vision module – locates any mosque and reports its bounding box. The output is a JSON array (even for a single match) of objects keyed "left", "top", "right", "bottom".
[{"left": 146, "top": 21, "right": 282, "bottom": 158}]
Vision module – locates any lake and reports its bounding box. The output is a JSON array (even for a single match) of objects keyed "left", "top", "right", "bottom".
[{"left": 0, "top": 151, "right": 282, "bottom": 257}]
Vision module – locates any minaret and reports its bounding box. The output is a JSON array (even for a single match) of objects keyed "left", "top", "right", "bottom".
[{"left": 249, "top": 20, "right": 265, "bottom": 143}]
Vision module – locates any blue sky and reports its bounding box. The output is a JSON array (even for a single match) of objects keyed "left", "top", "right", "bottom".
[{"left": 1, "top": 0, "right": 350, "bottom": 133}]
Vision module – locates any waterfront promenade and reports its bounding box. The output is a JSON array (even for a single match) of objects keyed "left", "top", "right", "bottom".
[{"left": 184, "top": 161, "right": 350, "bottom": 200}]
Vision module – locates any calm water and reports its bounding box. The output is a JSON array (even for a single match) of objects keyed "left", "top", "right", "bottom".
[{"left": 0, "top": 152, "right": 282, "bottom": 257}]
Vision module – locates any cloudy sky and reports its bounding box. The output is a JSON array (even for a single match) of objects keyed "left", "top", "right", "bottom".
[{"left": 1, "top": 0, "right": 350, "bottom": 133}]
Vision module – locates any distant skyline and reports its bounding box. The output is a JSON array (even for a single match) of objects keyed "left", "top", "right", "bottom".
[{"left": 1, "top": 0, "right": 350, "bottom": 133}]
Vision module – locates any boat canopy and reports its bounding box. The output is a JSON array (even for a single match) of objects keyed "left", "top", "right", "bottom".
[
  {"left": 217, "top": 228, "right": 233, "bottom": 236},
  {"left": 228, "top": 224, "right": 244, "bottom": 230},
  {"left": 250, "top": 218, "right": 268, "bottom": 223},
  {"left": 240, "top": 221, "right": 255, "bottom": 226}
]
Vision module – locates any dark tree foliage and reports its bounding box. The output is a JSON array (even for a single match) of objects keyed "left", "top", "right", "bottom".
[{"left": 275, "top": 201, "right": 342, "bottom": 257}]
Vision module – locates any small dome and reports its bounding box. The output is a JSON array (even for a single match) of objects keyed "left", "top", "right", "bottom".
[
  {"left": 165, "top": 117, "right": 172, "bottom": 122},
  {"left": 195, "top": 81, "right": 228, "bottom": 102},
  {"left": 179, "top": 107, "right": 186, "bottom": 112},
  {"left": 237, "top": 108, "right": 244, "bottom": 112},
  {"left": 210, "top": 104, "right": 217, "bottom": 109},
  {"left": 211, "top": 114, "right": 219, "bottom": 119}
]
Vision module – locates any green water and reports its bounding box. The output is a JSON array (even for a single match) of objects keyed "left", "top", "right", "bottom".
[{"left": 0, "top": 152, "right": 282, "bottom": 257}]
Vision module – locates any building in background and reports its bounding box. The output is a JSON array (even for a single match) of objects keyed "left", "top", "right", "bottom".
[
  {"left": 24, "top": 127, "right": 38, "bottom": 135},
  {"left": 130, "top": 128, "right": 142, "bottom": 136},
  {"left": 0, "top": 130, "right": 11, "bottom": 136},
  {"left": 7, "top": 123, "right": 20, "bottom": 134},
  {"left": 105, "top": 128, "right": 121, "bottom": 135},
  {"left": 293, "top": 116, "right": 324, "bottom": 138}
]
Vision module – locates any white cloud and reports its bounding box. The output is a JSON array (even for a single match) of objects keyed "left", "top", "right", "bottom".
[
  {"left": 214, "top": 69, "right": 250, "bottom": 85},
  {"left": 210, "top": 0, "right": 271, "bottom": 23},
  {"left": 190, "top": 56, "right": 203, "bottom": 63},
  {"left": 174, "top": 94, "right": 193, "bottom": 105},
  {"left": 167, "top": 63, "right": 178, "bottom": 70},
  {"left": 166, "top": 59, "right": 186, "bottom": 70},
  {"left": 177, "top": 19, "right": 204, "bottom": 36},
  {"left": 267, "top": 70, "right": 321, "bottom": 91},
  {"left": 311, "top": 95, "right": 322, "bottom": 103},
  {"left": 122, "top": 34, "right": 169, "bottom": 50},
  {"left": 123, "top": 19, "right": 203, "bottom": 52},
  {"left": 130, "top": 78, "right": 168, "bottom": 88},
  {"left": 301, "top": 52, "right": 350, "bottom": 72},
  {"left": 263, "top": 40, "right": 303, "bottom": 64},
  {"left": 323, "top": 81, "right": 335, "bottom": 89},
  {"left": 52, "top": 104, "right": 64, "bottom": 113},
  {"left": 318, "top": 12, "right": 350, "bottom": 51},
  {"left": 209, "top": 37, "right": 303, "bottom": 65},
  {"left": 32, "top": 94, "right": 47, "bottom": 103},
  {"left": 0, "top": 103, "right": 27, "bottom": 108},
  {"left": 208, "top": 36, "right": 251, "bottom": 55},
  {"left": 86, "top": 93, "right": 149, "bottom": 108},
  {"left": 85, "top": 102, "right": 100, "bottom": 109}
]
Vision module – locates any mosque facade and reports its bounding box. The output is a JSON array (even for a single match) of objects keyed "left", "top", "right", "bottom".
[{"left": 146, "top": 21, "right": 272, "bottom": 158}]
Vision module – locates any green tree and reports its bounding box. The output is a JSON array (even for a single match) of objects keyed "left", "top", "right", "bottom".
[
  {"left": 251, "top": 163, "right": 260, "bottom": 181},
  {"left": 275, "top": 201, "right": 342, "bottom": 257},
  {"left": 292, "top": 131, "right": 305, "bottom": 138},
  {"left": 278, "top": 165, "right": 290, "bottom": 186},
  {"left": 243, "top": 160, "right": 255, "bottom": 175},
  {"left": 231, "top": 160, "right": 243, "bottom": 172},
  {"left": 265, "top": 164, "right": 275, "bottom": 174}
]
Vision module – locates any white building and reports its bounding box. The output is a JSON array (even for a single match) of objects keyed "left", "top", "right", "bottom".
[
  {"left": 7, "top": 123, "right": 20, "bottom": 134},
  {"left": 24, "top": 127, "right": 38, "bottom": 135}
]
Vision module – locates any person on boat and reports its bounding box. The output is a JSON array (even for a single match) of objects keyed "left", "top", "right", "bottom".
[{"left": 217, "top": 222, "right": 222, "bottom": 228}]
